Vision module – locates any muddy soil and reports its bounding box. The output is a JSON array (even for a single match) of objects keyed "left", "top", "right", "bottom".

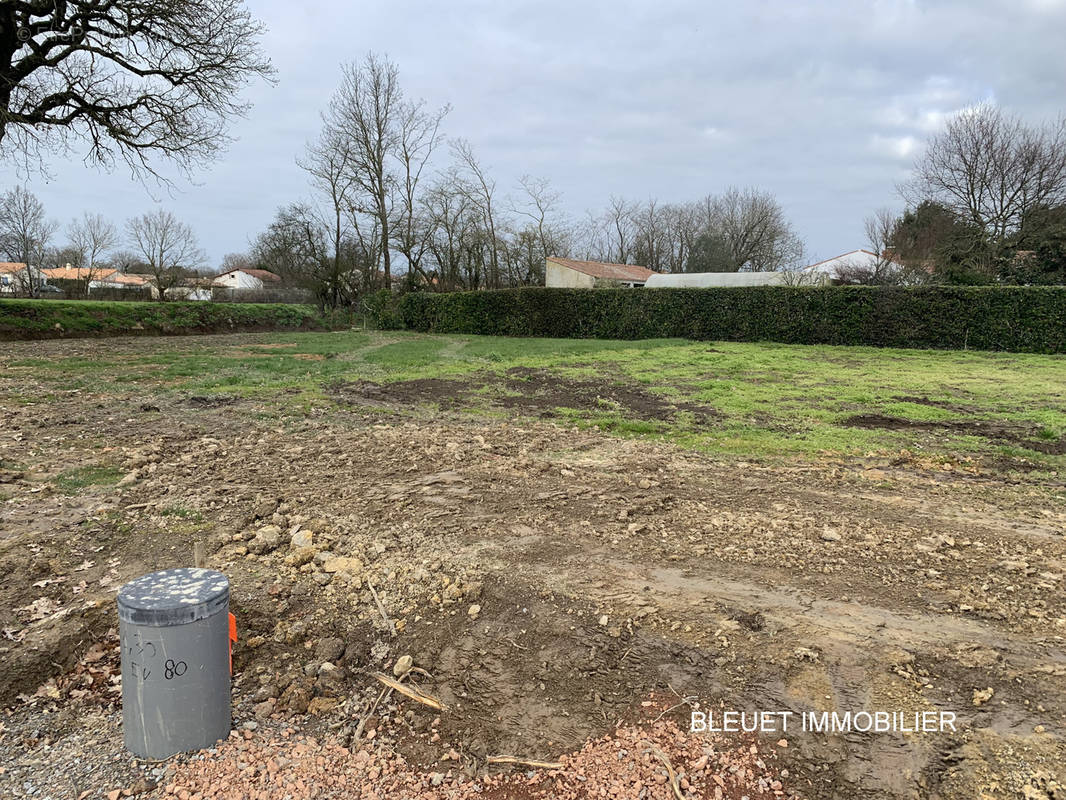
[
  {"left": 1, "top": 334, "right": 1065, "bottom": 800},
  {"left": 844, "top": 413, "right": 1066, "bottom": 455},
  {"left": 332, "top": 366, "right": 718, "bottom": 422}
]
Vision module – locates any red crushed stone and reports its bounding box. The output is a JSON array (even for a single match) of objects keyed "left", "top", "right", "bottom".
[{"left": 161, "top": 719, "right": 799, "bottom": 800}]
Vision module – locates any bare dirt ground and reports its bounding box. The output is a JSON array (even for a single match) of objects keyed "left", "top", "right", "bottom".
[{"left": 1, "top": 334, "right": 1065, "bottom": 800}]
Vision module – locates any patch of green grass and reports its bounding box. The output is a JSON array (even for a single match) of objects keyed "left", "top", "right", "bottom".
[
  {"left": 11, "top": 330, "right": 1066, "bottom": 468},
  {"left": 52, "top": 465, "right": 124, "bottom": 494},
  {"left": 158, "top": 505, "right": 204, "bottom": 521}
]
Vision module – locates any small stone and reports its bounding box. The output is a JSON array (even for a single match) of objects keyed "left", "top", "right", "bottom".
[
  {"left": 322, "top": 556, "right": 363, "bottom": 574},
  {"left": 821, "top": 528, "right": 842, "bottom": 542},
  {"left": 972, "top": 687, "right": 994, "bottom": 707},
  {"left": 248, "top": 525, "right": 283, "bottom": 554},
  {"left": 314, "top": 637, "right": 345, "bottom": 663},
  {"left": 290, "top": 530, "right": 313, "bottom": 549},
  {"left": 308, "top": 696, "right": 338, "bottom": 715},
  {"left": 638, "top": 478, "right": 652, "bottom": 489},
  {"left": 252, "top": 699, "right": 275, "bottom": 718},
  {"left": 467, "top": 604, "right": 481, "bottom": 619},
  {"left": 599, "top": 614, "right": 609, "bottom": 626},
  {"left": 284, "top": 547, "right": 315, "bottom": 567},
  {"left": 393, "top": 655, "right": 414, "bottom": 677}
]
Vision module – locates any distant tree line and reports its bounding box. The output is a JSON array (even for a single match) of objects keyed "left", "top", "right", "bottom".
[{"left": 251, "top": 54, "right": 808, "bottom": 307}]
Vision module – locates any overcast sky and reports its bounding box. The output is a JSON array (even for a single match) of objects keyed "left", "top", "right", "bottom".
[{"left": 3, "top": 0, "right": 1065, "bottom": 269}]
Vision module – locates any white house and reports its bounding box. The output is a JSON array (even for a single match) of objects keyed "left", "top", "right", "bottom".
[
  {"left": 545, "top": 257, "right": 656, "bottom": 288},
  {"left": 645, "top": 271, "right": 799, "bottom": 288},
  {"left": 801, "top": 250, "right": 903, "bottom": 282},
  {"left": 0, "top": 262, "right": 46, "bottom": 294},
  {"left": 214, "top": 267, "right": 282, "bottom": 291}
]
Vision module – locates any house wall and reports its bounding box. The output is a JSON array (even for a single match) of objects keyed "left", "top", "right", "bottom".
[
  {"left": 216, "top": 271, "right": 264, "bottom": 290},
  {"left": 545, "top": 262, "right": 595, "bottom": 288},
  {"left": 645, "top": 271, "right": 790, "bottom": 288}
]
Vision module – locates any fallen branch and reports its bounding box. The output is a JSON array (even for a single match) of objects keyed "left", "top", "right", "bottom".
[
  {"left": 372, "top": 672, "right": 445, "bottom": 711},
  {"left": 486, "top": 755, "right": 563, "bottom": 770},
  {"left": 641, "top": 741, "right": 683, "bottom": 800}
]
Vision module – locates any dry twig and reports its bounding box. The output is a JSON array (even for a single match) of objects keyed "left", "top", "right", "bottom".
[
  {"left": 641, "top": 741, "right": 684, "bottom": 800},
  {"left": 372, "top": 673, "right": 445, "bottom": 711},
  {"left": 366, "top": 579, "right": 395, "bottom": 637}
]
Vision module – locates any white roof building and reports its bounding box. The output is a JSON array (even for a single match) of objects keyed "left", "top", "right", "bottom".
[{"left": 801, "top": 250, "right": 901, "bottom": 281}]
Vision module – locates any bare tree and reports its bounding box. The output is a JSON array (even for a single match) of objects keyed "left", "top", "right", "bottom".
[
  {"left": 452, "top": 139, "right": 503, "bottom": 288},
  {"left": 903, "top": 105, "right": 1066, "bottom": 246},
  {"left": 126, "top": 210, "right": 204, "bottom": 300},
  {"left": 392, "top": 96, "right": 449, "bottom": 288},
  {"left": 0, "top": 0, "right": 274, "bottom": 176},
  {"left": 299, "top": 123, "right": 359, "bottom": 307},
  {"left": 509, "top": 175, "right": 570, "bottom": 284},
  {"left": 0, "top": 185, "right": 55, "bottom": 292},
  {"left": 708, "top": 187, "right": 805, "bottom": 272},
  {"left": 422, "top": 173, "right": 477, "bottom": 290},
  {"left": 603, "top": 196, "right": 637, "bottom": 263},
  {"left": 219, "top": 252, "right": 255, "bottom": 274},
  {"left": 68, "top": 212, "right": 117, "bottom": 292},
  {"left": 328, "top": 54, "right": 400, "bottom": 289}
]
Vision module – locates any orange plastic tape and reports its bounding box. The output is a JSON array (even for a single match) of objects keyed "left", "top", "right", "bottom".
[{"left": 228, "top": 613, "right": 237, "bottom": 674}]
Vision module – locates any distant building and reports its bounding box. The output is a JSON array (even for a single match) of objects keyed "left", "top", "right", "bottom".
[
  {"left": 545, "top": 257, "right": 656, "bottom": 288},
  {"left": 0, "top": 262, "right": 49, "bottom": 294},
  {"left": 645, "top": 271, "right": 797, "bottom": 288},
  {"left": 214, "top": 268, "right": 282, "bottom": 291},
  {"left": 801, "top": 250, "right": 904, "bottom": 283},
  {"left": 40, "top": 266, "right": 151, "bottom": 296}
]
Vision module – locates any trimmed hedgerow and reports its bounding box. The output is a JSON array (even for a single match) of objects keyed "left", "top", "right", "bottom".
[
  {"left": 398, "top": 286, "right": 1066, "bottom": 353},
  {"left": 0, "top": 299, "right": 334, "bottom": 340}
]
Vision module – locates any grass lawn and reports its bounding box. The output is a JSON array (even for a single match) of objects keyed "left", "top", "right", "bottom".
[{"left": 6, "top": 330, "right": 1065, "bottom": 468}]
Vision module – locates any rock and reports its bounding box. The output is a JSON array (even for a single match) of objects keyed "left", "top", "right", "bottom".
[
  {"left": 313, "top": 551, "right": 335, "bottom": 567},
  {"left": 308, "top": 696, "right": 338, "bottom": 715},
  {"left": 467, "top": 604, "right": 481, "bottom": 620},
  {"left": 291, "top": 530, "right": 313, "bottom": 549},
  {"left": 117, "top": 470, "right": 139, "bottom": 487},
  {"left": 393, "top": 655, "right": 413, "bottom": 677},
  {"left": 638, "top": 478, "right": 652, "bottom": 489},
  {"left": 322, "top": 556, "right": 363, "bottom": 574},
  {"left": 972, "top": 687, "right": 995, "bottom": 706},
  {"left": 279, "top": 683, "right": 311, "bottom": 714},
  {"left": 599, "top": 614, "right": 609, "bottom": 626},
  {"left": 252, "top": 699, "right": 275, "bottom": 718},
  {"left": 821, "top": 528, "right": 842, "bottom": 542},
  {"left": 253, "top": 683, "right": 278, "bottom": 702},
  {"left": 312, "top": 573, "right": 332, "bottom": 586},
  {"left": 430, "top": 772, "right": 445, "bottom": 787},
  {"left": 284, "top": 547, "right": 315, "bottom": 567},
  {"left": 253, "top": 498, "right": 277, "bottom": 519},
  {"left": 314, "top": 637, "right": 345, "bottom": 663},
  {"left": 248, "top": 525, "right": 283, "bottom": 554}
]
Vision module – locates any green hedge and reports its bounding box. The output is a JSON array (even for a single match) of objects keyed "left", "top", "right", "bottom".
[
  {"left": 399, "top": 286, "right": 1066, "bottom": 353},
  {"left": 0, "top": 299, "right": 332, "bottom": 340}
]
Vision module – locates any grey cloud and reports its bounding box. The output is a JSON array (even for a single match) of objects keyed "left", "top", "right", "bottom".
[{"left": 2, "top": 0, "right": 1064, "bottom": 266}]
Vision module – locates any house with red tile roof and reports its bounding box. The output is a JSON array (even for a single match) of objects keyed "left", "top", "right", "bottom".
[{"left": 545, "top": 257, "right": 656, "bottom": 288}]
